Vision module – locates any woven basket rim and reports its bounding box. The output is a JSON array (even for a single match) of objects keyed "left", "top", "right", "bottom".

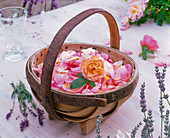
[{"left": 28, "top": 42, "right": 139, "bottom": 97}]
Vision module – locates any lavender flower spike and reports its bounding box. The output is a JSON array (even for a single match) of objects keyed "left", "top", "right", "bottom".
[
  {"left": 164, "top": 110, "right": 170, "bottom": 137},
  {"left": 22, "top": 0, "right": 28, "bottom": 8},
  {"left": 140, "top": 83, "right": 147, "bottom": 113},
  {"left": 40, "top": 0, "right": 44, "bottom": 3},
  {"left": 27, "top": 0, "right": 34, "bottom": 16},
  {"left": 6, "top": 109, "right": 13, "bottom": 120},
  {"left": 51, "top": 0, "right": 58, "bottom": 10}
]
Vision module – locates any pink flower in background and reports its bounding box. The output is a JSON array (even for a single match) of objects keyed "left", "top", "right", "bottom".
[
  {"left": 128, "top": 1, "right": 146, "bottom": 22},
  {"left": 120, "top": 16, "right": 130, "bottom": 31},
  {"left": 140, "top": 35, "right": 159, "bottom": 51},
  {"left": 130, "top": 0, "right": 149, "bottom": 4}
]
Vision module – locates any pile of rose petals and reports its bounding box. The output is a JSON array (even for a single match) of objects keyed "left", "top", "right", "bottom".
[{"left": 33, "top": 48, "right": 132, "bottom": 94}]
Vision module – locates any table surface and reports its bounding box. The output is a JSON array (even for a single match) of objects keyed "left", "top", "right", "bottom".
[{"left": 0, "top": 0, "right": 170, "bottom": 137}]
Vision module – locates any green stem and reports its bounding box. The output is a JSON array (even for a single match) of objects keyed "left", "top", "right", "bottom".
[
  {"left": 144, "top": 112, "right": 151, "bottom": 137},
  {"left": 32, "top": 4, "right": 35, "bottom": 15},
  {"left": 40, "top": 2, "right": 43, "bottom": 12},
  {"left": 161, "top": 91, "right": 163, "bottom": 138},
  {"left": 44, "top": 0, "right": 47, "bottom": 12}
]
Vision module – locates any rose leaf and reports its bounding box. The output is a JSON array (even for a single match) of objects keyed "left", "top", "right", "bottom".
[
  {"left": 89, "top": 80, "right": 96, "bottom": 88},
  {"left": 142, "top": 45, "right": 148, "bottom": 51},
  {"left": 146, "top": 50, "right": 154, "bottom": 54},
  {"left": 70, "top": 77, "right": 88, "bottom": 89},
  {"left": 142, "top": 51, "right": 147, "bottom": 60}
]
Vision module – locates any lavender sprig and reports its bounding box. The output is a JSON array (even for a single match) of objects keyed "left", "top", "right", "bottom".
[
  {"left": 140, "top": 83, "right": 147, "bottom": 113},
  {"left": 155, "top": 64, "right": 169, "bottom": 138},
  {"left": 96, "top": 115, "right": 103, "bottom": 138},
  {"left": 20, "top": 119, "right": 29, "bottom": 131},
  {"left": 6, "top": 81, "right": 44, "bottom": 131},
  {"left": 50, "top": 0, "right": 58, "bottom": 10},
  {"left": 131, "top": 121, "right": 142, "bottom": 138},
  {"left": 37, "top": 108, "right": 44, "bottom": 125},
  {"left": 164, "top": 110, "right": 170, "bottom": 137},
  {"left": 6, "top": 109, "right": 13, "bottom": 120},
  {"left": 147, "top": 109, "right": 154, "bottom": 136},
  {"left": 139, "top": 83, "right": 154, "bottom": 137},
  {"left": 155, "top": 65, "right": 170, "bottom": 106},
  {"left": 22, "top": 0, "right": 28, "bottom": 8},
  {"left": 27, "top": 0, "right": 34, "bottom": 16}
]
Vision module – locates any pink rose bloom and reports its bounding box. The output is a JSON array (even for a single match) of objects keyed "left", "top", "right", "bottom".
[
  {"left": 130, "top": 0, "right": 149, "bottom": 4},
  {"left": 120, "top": 16, "right": 130, "bottom": 31},
  {"left": 128, "top": 1, "right": 146, "bottom": 22},
  {"left": 140, "top": 35, "right": 159, "bottom": 51}
]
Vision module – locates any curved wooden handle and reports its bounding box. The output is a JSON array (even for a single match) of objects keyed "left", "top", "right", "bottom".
[{"left": 41, "top": 8, "right": 120, "bottom": 118}]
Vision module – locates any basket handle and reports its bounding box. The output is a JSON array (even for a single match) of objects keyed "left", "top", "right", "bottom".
[{"left": 41, "top": 8, "right": 120, "bottom": 118}]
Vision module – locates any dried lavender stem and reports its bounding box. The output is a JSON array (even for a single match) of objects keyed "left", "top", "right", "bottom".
[
  {"left": 44, "top": 0, "right": 47, "bottom": 11},
  {"left": 160, "top": 91, "right": 163, "bottom": 138}
]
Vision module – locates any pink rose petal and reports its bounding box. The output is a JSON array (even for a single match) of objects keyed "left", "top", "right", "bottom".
[
  {"left": 62, "top": 84, "right": 86, "bottom": 93},
  {"left": 71, "top": 67, "right": 81, "bottom": 73},
  {"left": 121, "top": 49, "right": 133, "bottom": 55},
  {"left": 103, "top": 38, "right": 110, "bottom": 45},
  {"left": 154, "top": 57, "right": 170, "bottom": 67},
  {"left": 53, "top": 73, "right": 68, "bottom": 86},
  {"left": 101, "top": 53, "right": 110, "bottom": 61},
  {"left": 120, "top": 26, "right": 129, "bottom": 31},
  {"left": 167, "top": 51, "right": 170, "bottom": 57},
  {"left": 120, "top": 35, "right": 122, "bottom": 40}
]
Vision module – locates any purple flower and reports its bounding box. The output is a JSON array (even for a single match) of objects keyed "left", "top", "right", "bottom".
[
  {"left": 164, "top": 110, "right": 170, "bottom": 136},
  {"left": 34, "top": 0, "right": 39, "bottom": 5},
  {"left": 28, "top": 0, "right": 34, "bottom": 16},
  {"left": 6, "top": 109, "right": 13, "bottom": 120},
  {"left": 51, "top": 0, "right": 58, "bottom": 10},
  {"left": 0, "top": 11, "right": 4, "bottom": 17},
  {"left": 37, "top": 108, "right": 44, "bottom": 125},
  {"left": 19, "top": 119, "right": 29, "bottom": 131},
  {"left": 22, "top": 0, "right": 28, "bottom": 8},
  {"left": 131, "top": 121, "right": 142, "bottom": 138},
  {"left": 148, "top": 109, "right": 154, "bottom": 133},
  {"left": 140, "top": 83, "right": 147, "bottom": 113},
  {"left": 28, "top": 107, "right": 37, "bottom": 117}
]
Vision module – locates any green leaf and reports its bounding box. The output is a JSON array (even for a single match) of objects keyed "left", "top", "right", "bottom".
[
  {"left": 10, "top": 82, "right": 16, "bottom": 89},
  {"left": 31, "top": 102, "right": 37, "bottom": 109},
  {"left": 89, "top": 80, "right": 96, "bottom": 88},
  {"left": 142, "top": 45, "right": 148, "bottom": 51},
  {"left": 157, "top": 19, "right": 163, "bottom": 26},
  {"left": 27, "top": 94, "right": 32, "bottom": 103},
  {"left": 167, "top": 11, "right": 170, "bottom": 16},
  {"left": 70, "top": 77, "right": 88, "bottom": 89},
  {"left": 11, "top": 90, "right": 16, "bottom": 99},
  {"left": 156, "top": 0, "right": 163, "bottom": 4},
  {"left": 77, "top": 73, "right": 84, "bottom": 78},
  {"left": 142, "top": 52, "right": 147, "bottom": 60},
  {"left": 166, "top": 16, "right": 170, "bottom": 24},
  {"left": 137, "top": 15, "right": 148, "bottom": 24},
  {"left": 162, "top": 1, "right": 168, "bottom": 5},
  {"left": 157, "top": 6, "right": 166, "bottom": 20},
  {"left": 146, "top": 50, "right": 154, "bottom": 54},
  {"left": 18, "top": 94, "right": 22, "bottom": 102}
]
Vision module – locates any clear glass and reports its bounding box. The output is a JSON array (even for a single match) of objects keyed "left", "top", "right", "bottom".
[{"left": 0, "top": 7, "right": 27, "bottom": 62}]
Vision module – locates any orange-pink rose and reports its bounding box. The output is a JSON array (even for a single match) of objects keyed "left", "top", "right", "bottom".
[{"left": 80, "top": 56, "right": 105, "bottom": 81}]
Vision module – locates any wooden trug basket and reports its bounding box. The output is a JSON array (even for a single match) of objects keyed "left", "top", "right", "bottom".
[{"left": 26, "top": 8, "right": 139, "bottom": 135}]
